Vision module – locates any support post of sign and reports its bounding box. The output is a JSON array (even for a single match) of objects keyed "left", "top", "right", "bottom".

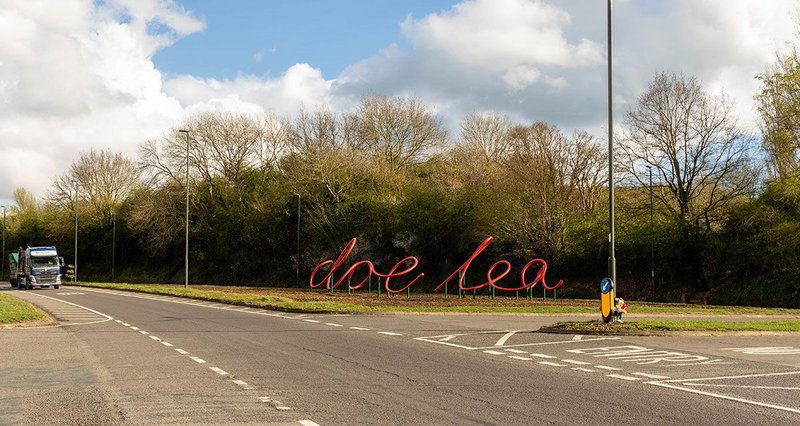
[
  {"left": 458, "top": 271, "right": 463, "bottom": 298},
  {"left": 368, "top": 275, "right": 372, "bottom": 294},
  {"left": 377, "top": 277, "right": 381, "bottom": 298},
  {"left": 444, "top": 280, "right": 448, "bottom": 298},
  {"left": 407, "top": 286, "right": 410, "bottom": 300},
  {"left": 348, "top": 278, "right": 351, "bottom": 295}
]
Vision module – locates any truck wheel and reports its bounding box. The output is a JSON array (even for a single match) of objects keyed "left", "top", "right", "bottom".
[{"left": 53, "top": 285, "right": 60, "bottom": 289}]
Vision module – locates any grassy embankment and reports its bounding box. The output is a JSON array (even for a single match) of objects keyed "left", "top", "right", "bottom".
[
  {"left": 71, "top": 282, "right": 800, "bottom": 334},
  {"left": 0, "top": 292, "right": 48, "bottom": 325}
]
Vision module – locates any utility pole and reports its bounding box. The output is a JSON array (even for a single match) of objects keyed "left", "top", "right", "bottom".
[
  {"left": 607, "top": 0, "right": 617, "bottom": 286},
  {"left": 179, "top": 129, "right": 190, "bottom": 288},
  {"left": 111, "top": 209, "right": 116, "bottom": 282},
  {"left": 73, "top": 180, "right": 78, "bottom": 282}
]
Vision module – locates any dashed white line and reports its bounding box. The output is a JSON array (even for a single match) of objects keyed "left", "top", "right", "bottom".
[
  {"left": 562, "top": 359, "right": 591, "bottom": 365},
  {"left": 632, "top": 372, "right": 671, "bottom": 380},
  {"left": 210, "top": 367, "right": 229, "bottom": 376},
  {"left": 484, "top": 350, "right": 506, "bottom": 355},
  {"left": 160, "top": 341, "right": 173, "bottom": 347},
  {"left": 304, "top": 319, "right": 320, "bottom": 323},
  {"left": 149, "top": 335, "right": 161, "bottom": 341},
  {"left": 350, "top": 327, "right": 370, "bottom": 331},
  {"left": 232, "top": 379, "right": 253, "bottom": 390},
  {"left": 606, "top": 374, "right": 641, "bottom": 381},
  {"left": 505, "top": 349, "right": 527, "bottom": 354},
  {"left": 595, "top": 365, "right": 622, "bottom": 371},
  {"left": 378, "top": 332, "right": 403, "bottom": 336},
  {"left": 190, "top": 356, "right": 207, "bottom": 364},
  {"left": 528, "top": 353, "right": 557, "bottom": 359},
  {"left": 174, "top": 348, "right": 189, "bottom": 355},
  {"left": 539, "top": 361, "right": 567, "bottom": 367},
  {"left": 298, "top": 421, "right": 322, "bottom": 426},
  {"left": 139, "top": 330, "right": 149, "bottom": 335},
  {"left": 509, "top": 356, "right": 532, "bottom": 361},
  {"left": 114, "top": 320, "right": 122, "bottom": 323},
  {"left": 325, "top": 323, "right": 343, "bottom": 327},
  {"left": 122, "top": 322, "right": 130, "bottom": 327},
  {"left": 572, "top": 367, "right": 596, "bottom": 373},
  {"left": 130, "top": 326, "right": 139, "bottom": 331}
]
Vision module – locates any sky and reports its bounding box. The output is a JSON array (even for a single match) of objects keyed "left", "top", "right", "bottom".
[{"left": 0, "top": 0, "right": 797, "bottom": 205}]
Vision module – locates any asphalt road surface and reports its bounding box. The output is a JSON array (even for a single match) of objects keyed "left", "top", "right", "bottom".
[{"left": 2, "top": 284, "right": 799, "bottom": 425}]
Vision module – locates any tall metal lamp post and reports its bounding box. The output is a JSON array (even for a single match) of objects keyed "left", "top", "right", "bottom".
[
  {"left": 1, "top": 205, "right": 5, "bottom": 276},
  {"left": 178, "top": 129, "right": 190, "bottom": 289},
  {"left": 607, "top": 0, "right": 617, "bottom": 286},
  {"left": 111, "top": 209, "right": 116, "bottom": 282},
  {"left": 73, "top": 180, "right": 79, "bottom": 282},
  {"left": 296, "top": 193, "right": 301, "bottom": 286},
  {"left": 646, "top": 165, "right": 655, "bottom": 301}
]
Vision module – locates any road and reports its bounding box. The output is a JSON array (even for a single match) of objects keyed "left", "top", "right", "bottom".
[{"left": 2, "top": 284, "right": 799, "bottom": 425}]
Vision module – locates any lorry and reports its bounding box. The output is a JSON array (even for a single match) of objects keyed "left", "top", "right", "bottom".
[{"left": 9, "top": 246, "right": 64, "bottom": 290}]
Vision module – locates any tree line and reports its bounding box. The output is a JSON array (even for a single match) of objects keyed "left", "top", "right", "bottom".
[{"left": 4, "top": 70, "right": 799, "bottom": 307}]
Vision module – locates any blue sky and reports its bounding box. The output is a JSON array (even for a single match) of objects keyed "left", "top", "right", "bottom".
[
  {"left": 0, "top": 0, "right": 797, "bottom": 201},
  {"left": 154, "top": 0, "right": 459, "bottom": 79}
]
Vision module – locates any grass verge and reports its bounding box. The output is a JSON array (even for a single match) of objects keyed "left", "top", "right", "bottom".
[
  {"left": 544, "top": 319, "right": 800, "bottom": 334},
  {"left": 0, "top": 292, "right": 48, "bottom": 324}
]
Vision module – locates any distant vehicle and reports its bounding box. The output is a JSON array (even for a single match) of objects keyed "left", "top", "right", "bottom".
[{"left": 10, "top": 247, "right": 64, "bottom": 290}]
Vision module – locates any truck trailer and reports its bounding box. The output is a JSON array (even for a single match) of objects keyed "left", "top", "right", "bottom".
[{"left": 9, "top": 246, "right": 64, "bottom": 289}]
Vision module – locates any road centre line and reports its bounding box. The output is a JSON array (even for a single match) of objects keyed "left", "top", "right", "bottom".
[
  {"left": 232, "top": 379, "right": 253, "bottom": 390},
  {"left": 130, "top": 326, "right": 139, "bottom": 331},
  {"left": 539, "top": 361, "right": 566, "bottom": 367},
  {"left": 562, "top": 359, "right": 591, "bottom": 365},
  {"left": 572, "top": 367, "right": 596, "bottom": 373},
  {"left": 504, "top": 348, "right": 527, "bottom": 354},
  {"left": 350, "top": 327, "right": 370, "bottom": 331},
  {"left": 175, "top": 348, "right": 189, "bottom": 355},
  {"left": 122, "top": 322, "right": 130, "bottom": 326},
  {"left": 210, "top": 367, "right": 230, "bottom": 376},
  {"left": 594, "top": 365, "right": 622, "bottom": 371},
  {"left": 378, "top": 332, "right": 403, "bottom": 336},
  {"left": 325, "top": 323, "right": 343, "bottom": 327},
  {"left": 528, "top": 353, "right": 557, "bottom": 359},
  {"left": 160, "top": 341, "right": 174, "bottom": 347},
  {"left": 509, "top": 356, "right": 531, "bottom": 361},
  {"left": 139, "top": 330, "right": 149, "bottom": 335},
  {"left": 304, "top": 319, "right": 320, "bottom": 323},
  {"left": 632, "top": 372, "right": 671, "bottom": 379},
  {"left": 298, "top": 420, "right": 322, "bottom": 426},
  {"left": 484, "top": 350, "right": 506, "bottom": 355},
  {"left": 149, "top": 335, "right": 161, "bottom": 341},
  {"left": 190, "top": 356, "right": 207, "bottom": 364}
]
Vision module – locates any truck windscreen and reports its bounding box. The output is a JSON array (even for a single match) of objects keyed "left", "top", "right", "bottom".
[{"left": 31, "top": 257, "right": 59, "bottom": 268}]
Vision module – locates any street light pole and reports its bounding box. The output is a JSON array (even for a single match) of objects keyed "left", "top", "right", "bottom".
[
  {"left": 73, "top": 180, "right": 78, "bottom": 282},
  {"left": 179, "top": 129, "right": 190, "bottom": 289},
  {"left": 296, "top": 193, "right": 301, "bottom": 286},
  {"left": 1, "top": 205, "right": 5, "bottom": 276},
  {"left": 111, "top": 209, "right": 116, "bottom": 282},
  {"left": 647, "top": 166, "right": 654, "bottom": 301},
  {"left": 607, "top": 0, "right": 617, "bottom": 286}
]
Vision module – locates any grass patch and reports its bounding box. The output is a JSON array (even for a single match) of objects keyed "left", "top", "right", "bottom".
[
  {"left": 547, "top": 319, "right": 800, "bottom": 333},
  {"left": 0, "top": 292, "right": 48, "bottom": 324},
  {"left": 73, "top": 282, "right": 800, "bottom": 316}
]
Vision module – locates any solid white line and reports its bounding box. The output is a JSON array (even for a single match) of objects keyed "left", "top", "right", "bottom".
[
  {"left": 539, "top": 361, "right": 566, "bottom": 367},
  {"left": 606, "top": 374, "right": 641, "bottom": 381},
  {"left": 149, "top": 335, "right": 161, "bottom": 341},
  {"left": 298, "top": 420, "right": 322, "bottom": 426},
  {"left": 648, "top": 382, "right": 800, "bottom": 415},
  {"left": 20, "top": 292, "right": 114, "bottom": 324},
  {"left": 190, "top": 356, "right": 206, "bottom": 364},
  {"left": 595, "top": 365, "right": 622, "bottom": 371},
  {"left": 509, "top": 356, "right": 531, "bottom": 361},
  {"left": 632, "top": 372, "right": 671, "bottom": 379},
  {"left": 484, "top": 350, "right": 506, "bottom": 355},
  {"left": 658, "top": 370, "right": 800, "bottom": 383},
  {"left": 562, "top": 359, "right": 591, "bottom": 365},
  {"left": 683, "top": 383, "right": 800, "bottom": 390},
  {"left": 304, "top": 319, "right": 320, "bottom": 323},
  {"left": 210, "top": 367, "right": 229, "bottom": 376},
  {"left": 139, "top": 330, "right": 149, "bottom": 335},
  {"left": 325, "top": 323, "right": 343, "bottom": 327},
  {"left": 378, "top": 332, "right": 403, "bottom": 336},
  {"left": 572, "top": 367, "right": 596, "bottom": 373},
  {"left": 175, "top": 348, "right": 189, "bottom": 355},
  {"left": 505, "top": 349, "right": 527, "bottom": 354},
  {"left": 350, "top": 327, "right": 370, "bottom": 331},
  {"left": 528, "top": 353, "right": 557, "bottom": 359},
  {"left": 160, "top": 341, "right": 173, "bottom": 347},
  {"left": 495, "top": 330, "right": 519, "bottom": 346},
  {"left": 439, "top": 335, "right": 457, "bottom": 342}
]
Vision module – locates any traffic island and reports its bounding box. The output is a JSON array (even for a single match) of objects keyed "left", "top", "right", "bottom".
[{"left": 540, "top": 319, "right": 800, "bottom": 336}]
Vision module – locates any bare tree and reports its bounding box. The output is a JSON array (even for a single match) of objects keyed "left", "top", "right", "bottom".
[
  {"left": 350, "top": 95, "right": 446, "bottom": 168},
  {"left": 621, "top": 72, "right": 757, "bottom": 232},
  {"left": 460, "top": 112, "right": 511, "bottom": 163},
  {"left": 258, "top": 112, "right": 292, "bottom": 171},
  {"left": 757, "top": 50, "right": 800, "bottom": 178},
  {"left": 288, "top": 107, "right": 343, "bottom": 155},
  {"left": 568, "top": 131, "right": 606, "bottom": 211}
]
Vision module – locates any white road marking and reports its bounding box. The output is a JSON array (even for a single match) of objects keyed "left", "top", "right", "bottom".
[
  {"left": 484, "top": 350, "right": 506, "bottom": 355},
  {"left": 539, "top": 361, "right": 566, "bottom": 367},
  {"left": 494, "top": 331, "right": 519, "bottom": 346},
  {"left": 415, "top": 334, "right": 619, "bottom": 350},
  {"left": 568, "top": 345, "right": 724, "bottom": 366},
  {"left": 298, "top": 420, "right": 322, "bottom": 426},
  {"left": 139, "top": 330, "right": 149, "bottom": 335},
  {"left": 149, "top": 335, "right": 161, "bottom": 341},
  {"left": 175, "top": 348, "right": 189, "bottom": 355},
  {"left": 632, "top": 372, "right": 671, "bottom": 379},
  {"left": 722, "top": 347, "right": 800, "bottom": 355},
  {"left": 325, "top": 323, "right": 343, "bottom": 327},
  {"left": 505, "top": 349, "right": 527, "bottom": 354},
  {"left": 562, "top": 359, "right": 591, "bottom": 365},
  {"left": 232, "top": 379, "right": 253, "bottom": 390},
  {"left": 122, "top": 322, "right": 130, "bottom": 327},
  {"left": 572, "top": 335, "right": 583, "bottom": 341},
  {"left": 572, "top": 367, "right": 596, "bottom": 373},
  {"left": 304, "top": 319, "right": 320, "bottom": 323},
  {"left": 130, "top": 326, "right": 140, "bottom": 331},
  {"left": 378, "top": 332, "right": 403, "bottom": 336},
  {"left": 606, "top": 374, "right": 641, "bottom": 381},
  {"left": 350, "top": 327, "right": 370, "bottom": 331},
  {"left": 114, "top": 320, "right": 122, "bottom": 323},
  {"left": 439, "top": 335, "right": 457, "bottom": 342},
  {"left": 528, "top": 353, "right": 557, "bottom": 359},
  {"left": 160, "top": 341, "right": 173, "bottom": 347},
  {"left": 683, "top": 383, "right": 800, "bottom": 390},
  {"left": 190, "top": 356, "right": 206, "bottom": 364},
  {"left": 648, "top": 372, "right": 800, "bottom": 415},
  {"left": 594, "top": 365, "right": 622, "bottom": 371},
  {"left": 210, "top": 367, "right": 229, "bottom": 376},
  {"left": 509, "top": 356, "right": 532, "bottom": 361}
]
